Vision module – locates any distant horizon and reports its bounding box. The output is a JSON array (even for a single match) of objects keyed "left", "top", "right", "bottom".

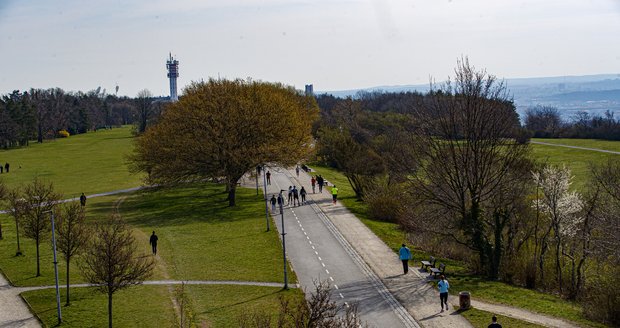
[
  {"left": 3, "top": 72, "right": 620, "bottom": 98},
  {"left": 1, "top": 1, "right": 619, "bottom": 97}
]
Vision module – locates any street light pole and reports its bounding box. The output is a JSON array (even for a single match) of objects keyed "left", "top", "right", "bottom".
[
  {"left": 279, "top": 201, "right": 288, "bottom": 289},
  {"left": 262, "top": 165, "right": 270, "bottom": 232},
  {"left": 47, "top": 210, "right": 62, "bottom": 325}
]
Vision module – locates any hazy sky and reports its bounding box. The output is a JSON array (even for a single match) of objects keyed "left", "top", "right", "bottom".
[{"left": 1, "top": 0, "right": 619, "bottom": 97}]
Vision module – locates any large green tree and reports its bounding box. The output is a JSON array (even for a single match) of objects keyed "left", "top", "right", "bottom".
[{"left": 130, "top": 79, "right": 318, "bottom": 206}]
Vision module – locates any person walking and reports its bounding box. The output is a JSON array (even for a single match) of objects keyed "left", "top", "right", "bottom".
[
  {"left": 311, "top": 177, "right": 316, "bottom": 193},
  {"left": 79, "top": 193, "right": 87, "bottom": 207},
  {"left": 292, "top": 186, "right": 300, "bottom": 206},
  {"left": 270, "top": 195, "right": 277, "bottom": 212},
  {"left": 317, "top": 175, "right": 324, "bottom": 193},
  {"left": 277, "top": 192, "right": 284, "bottom": 212},
  {"left": 4, "top": 162, "right": 9, "bottom": 173},
  {"left": 488, "top": 315, "right": 502, "bottom": 328},
  {"left": 149, "top": 231, "right": 159, "bottom": 255},
  {"left": 300, "top": 186, "right": 307, "bottom": 204},
  {"left": 331, "top": 185, "right": 339, "bottom": 204},
  {"left": 266, "top": 171, "right": 271, "bottom": 185},
  {"left": 438, "top": 275, "right": 450, "bottom": 312},
  {"left": 295, "top": 166, "right": 300, "bottom": 177},
  {"left": 399, "top": 244, "right": 412, "bottom": 274},
  {"left": 287, "top": 186, "right": 293, "bottom": 205}
]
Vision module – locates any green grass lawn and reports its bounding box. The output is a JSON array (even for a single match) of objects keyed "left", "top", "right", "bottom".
[
  {"left": 0, "top": 184, "right": 295, "bottom": 286},
  {"left": 308, "top": 164, "right": 605, "bottom": 328},
  {"left": 530, "top": 140, "right": 619, "bottom": 190},
  {"left": 22, "top": 285, "right": 175, "bottom": 328},
  {"left": 22, "top": 284, "right": 304, "bottom": 328},
  {"left": 533, "top": 138, "right": 620, "bottom": 152},
  {"left": 0, "top": 126, "right": 143, "bottom": 199},
  {"left": 188, "top": 285, "right": 304, "bottom": 327}
]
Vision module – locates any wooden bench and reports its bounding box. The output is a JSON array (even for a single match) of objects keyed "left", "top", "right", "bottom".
[
  {"left": 420, "top": 256, "right": 436, "bottom": 271},
  {"left": 430, "top": 263, "right": 446, "bottom": 278}
]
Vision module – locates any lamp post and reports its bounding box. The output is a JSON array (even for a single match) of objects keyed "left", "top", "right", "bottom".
[
  {"left": 279, "top": 199, "right": 288, "bottom": 289},
  {"left": 45, "top": 210, "right": 62, "bottom": 325},
  {"left": 262, "top": 165, "right": 270, "bottom": 232}
]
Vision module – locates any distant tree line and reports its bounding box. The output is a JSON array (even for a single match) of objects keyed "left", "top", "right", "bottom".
[
  {"left": 0, "top": 87, "right": 165, "bottom": 148},
  {"left": 313, "top": 59, "right": 619, "bottom": 325},
  {"left": 524, "top": 105, "right": 620, "bottom": 140}
]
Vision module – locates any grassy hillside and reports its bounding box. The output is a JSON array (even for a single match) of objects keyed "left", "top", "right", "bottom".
[
  {"left": 530, "top": 139, "right": 619, "bottom": 190},
  {"left": 0, "top": 128, "right": 302, "bottom": 327},
  {"left": 0, "top": 126, "right": 143, "bottom": 199}
]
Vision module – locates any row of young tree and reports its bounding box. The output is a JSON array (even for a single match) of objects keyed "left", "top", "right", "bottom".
[
  {"left": 0, "top": 179, "right": 153, "bottom": 328},
  {"left": 314, "top": 59, "right": 619, "bottom": 325},
  {"left": 0, "top": 87, "right": 162, "bottom": 148},
  {"left": 524, "top": 105, "right": 620, "bottom": 140}
]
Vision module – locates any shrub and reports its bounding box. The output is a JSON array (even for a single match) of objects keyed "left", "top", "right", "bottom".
[
  {"left": 363, "top": 182, "right": 405, "bottom": 223},
  {"left": 582, "top": 265, "right": 620, "bottom": 325},
  {"left": 57, "top": 130, "right": 70, "bottom": 138}
]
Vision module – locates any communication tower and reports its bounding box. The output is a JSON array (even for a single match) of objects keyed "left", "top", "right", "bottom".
[{"left": 166, "top": 53, "right": 179, "bottom": 101}]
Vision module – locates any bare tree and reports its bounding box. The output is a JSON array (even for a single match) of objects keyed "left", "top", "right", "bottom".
[
  {"left": 135, "top": 89, "right": 154, "bottom": 134},
  {"left": 21, "top": 178, "right": 61, "bottom": 276},
  {"left": 405, "top": 58, "right": 530, "bottom": 277},
  {"left": 80, "top": 214, "right": 154, "bottom": 328},
  {"left": 238, "top": 281, "right": 366, "bottom": 328},
  {"left": 55, "top": 202, "right": 89, "bottom": 305},
  {"left": 7, "top": 189, "right": 26, "bottom": 256}
]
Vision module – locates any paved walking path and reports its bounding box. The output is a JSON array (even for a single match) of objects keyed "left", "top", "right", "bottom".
[
  {"left": 531, "top": 140, "right": 620, "bottom": 155},
  {"left": 291, "top": 167, "right": 581, "bottom": 328}
]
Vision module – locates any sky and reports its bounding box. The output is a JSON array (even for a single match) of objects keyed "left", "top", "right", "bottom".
[{"left": 1, "top": 0, "right": 619, "bottom": 97}]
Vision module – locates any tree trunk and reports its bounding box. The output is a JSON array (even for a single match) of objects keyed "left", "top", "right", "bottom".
[
  {"left": 555, "top": 234, "right": 563, "bottom": 294},
  {"left": 489, "top": 211, "right": 504, "bottom": 280},
  {"left": 108, "top": 291, "right": 113, "bottom": 328},
  {"left": 37, "top": 123, "right": 43, "bottom": 143},
  {"left": 35, "top": 237, "right": 40, "bottom": 276},
  {"left": 227, "top": 181, "right": 237, "bottom": 207},
  {"left": 66, "top": 259, "right": 70, "bottom": 305}
]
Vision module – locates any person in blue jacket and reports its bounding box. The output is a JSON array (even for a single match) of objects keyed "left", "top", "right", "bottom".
[
  {"left": 438, "top": 275, "right": 450, "bottom": 312},
  {"left": 399, "top": 244, "right": 412, "bottom": 274}
]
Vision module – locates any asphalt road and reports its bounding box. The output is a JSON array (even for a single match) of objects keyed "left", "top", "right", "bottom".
[{"left": 267, "top": 168, "right": 418, "bottom": 328}]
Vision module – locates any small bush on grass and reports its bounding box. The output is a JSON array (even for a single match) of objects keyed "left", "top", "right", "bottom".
[
  {"left": 363, "top": 182, "right": 405, "bottom": 223},
  {"left": 58, "top": 129, "right": 70, "bottom": 138}
]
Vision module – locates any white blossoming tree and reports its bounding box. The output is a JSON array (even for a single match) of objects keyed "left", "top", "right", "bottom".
[{"left": 532, "top": 165, "right": 582, "bottom": 292}]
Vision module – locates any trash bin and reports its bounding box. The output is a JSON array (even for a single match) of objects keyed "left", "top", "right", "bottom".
[{"left": 459, "top": 291, "right": 471, "bottom": 310}]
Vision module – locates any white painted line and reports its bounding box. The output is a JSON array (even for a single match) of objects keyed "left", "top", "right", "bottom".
[
  {"left": 311, "top": 245, "right": 315, "bottom": 249},
  {"left": 304, "top": 232, "right": 307, "bottom": 236},
  {"left": 309, "top": 241, "right": 312, "bottom": 245},
  {"left": 306, "top": 236, "right": 310, "bottom": 240},
  {"left": 321, "top": 262, "right": 325, "bottom": 267},
  {"left": 334, "top": 284, "right": 339, "bottom": 289},
  {"left": 318, "top": 256, "right": 322, "bottom": 261},
  {"left": 329, "top": 276, "right": 334, "bottom": 281},
  {"left": 315, "top": 251, "right": 319, "bottom": 255},
  {"left": 339, "top": 293, "right": 344, "bottom": 298},
  {"left": 344, "top": 302, "right": 350, "bottom": 308},
  {"left": 325, "top": 269, "right": 330, "bottom": 274}
]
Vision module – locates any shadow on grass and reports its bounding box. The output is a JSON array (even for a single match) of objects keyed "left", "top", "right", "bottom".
[
  {"left": 199, "top": 289, "right": 282, "bottom": 314},
  {"left": 108, "top": 183, "right": 265, "bottom": 228}
]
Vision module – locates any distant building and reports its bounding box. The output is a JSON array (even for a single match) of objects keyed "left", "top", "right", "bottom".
[
  {"left": 166, "top": 53, "right": 179, "bottom": 102},
  {"left": 305, "top": 84, "right": 314, "bottom": 96}
]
